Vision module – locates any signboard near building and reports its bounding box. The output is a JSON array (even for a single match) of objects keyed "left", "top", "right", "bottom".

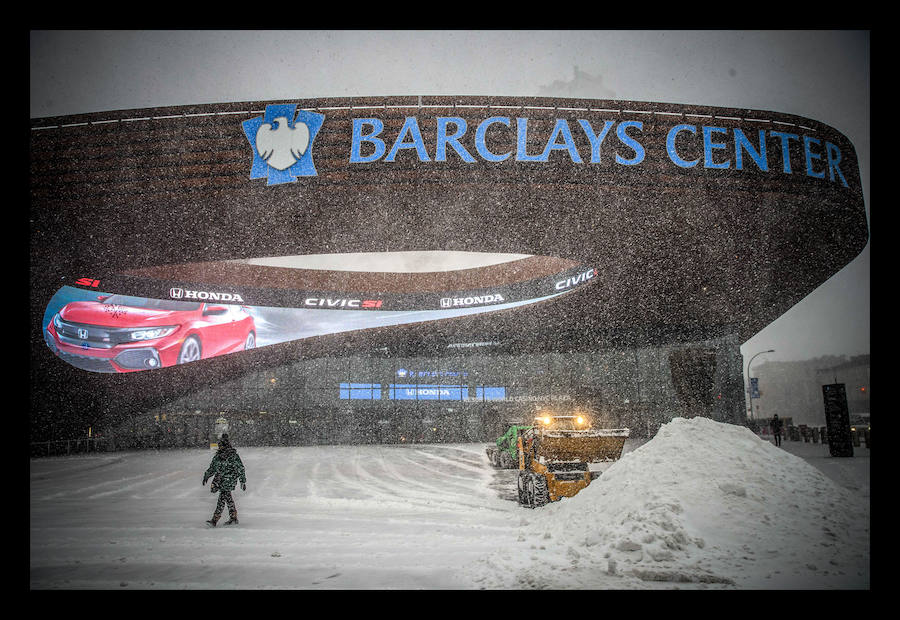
[{"left": 822, "top": 383, "right": 853, "bottom": 457}]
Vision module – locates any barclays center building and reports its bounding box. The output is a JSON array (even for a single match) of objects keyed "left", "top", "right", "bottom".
[{"left": 30, "top": 96, "right": 869, "bottom": 446}]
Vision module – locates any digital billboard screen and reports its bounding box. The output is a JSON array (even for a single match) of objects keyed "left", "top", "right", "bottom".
[{"left": 42, "top": 258, "right": 599, "bottom": 373}]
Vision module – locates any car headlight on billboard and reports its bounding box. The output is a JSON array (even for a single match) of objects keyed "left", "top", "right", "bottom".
[{"left": 128, "top": 326, "right": 177, "bottom": 341}]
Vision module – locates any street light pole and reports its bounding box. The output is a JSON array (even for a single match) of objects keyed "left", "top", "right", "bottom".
[{"left": 745, "top": 349, "right": 775, "bottom": 422}]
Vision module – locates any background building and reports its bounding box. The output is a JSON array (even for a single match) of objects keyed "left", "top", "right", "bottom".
[{"left": 752, "top": 354, "right": 870, "bottom": 427}]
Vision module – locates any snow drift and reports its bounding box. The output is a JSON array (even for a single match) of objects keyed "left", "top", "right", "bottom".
[{"left": 468, "top": 417, "right": 869, "bottom": 589}]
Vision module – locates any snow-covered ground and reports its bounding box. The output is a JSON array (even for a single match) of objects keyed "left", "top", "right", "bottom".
[{"left": 30, "top": 417, "right": 869, "bottom": 589}]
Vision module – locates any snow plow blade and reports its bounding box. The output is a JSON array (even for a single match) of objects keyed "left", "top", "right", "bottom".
[{"left": 537, "top": 430, "right": 629, "bottom": 463}]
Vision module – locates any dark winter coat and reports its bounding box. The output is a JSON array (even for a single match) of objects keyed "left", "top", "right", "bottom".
[
  {"left": 203, "top": 445, "right": 246, "bottom": 492},
  {"left": 770, "top": 417, "right": 783, "bottom": 434}
]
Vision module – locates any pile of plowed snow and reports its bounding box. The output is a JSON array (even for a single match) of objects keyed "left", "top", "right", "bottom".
[{"left": 467, "top": 417, "right": 869, "bottom": 589}]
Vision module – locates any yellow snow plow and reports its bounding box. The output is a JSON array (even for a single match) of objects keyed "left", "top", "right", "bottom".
[{"left": 515, "top": 413, "right": 629, "bottom": 508}]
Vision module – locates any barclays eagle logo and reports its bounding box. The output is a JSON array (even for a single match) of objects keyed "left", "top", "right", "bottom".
[{"left": 242, "top": 104, "right": 325, "bottom": 186}]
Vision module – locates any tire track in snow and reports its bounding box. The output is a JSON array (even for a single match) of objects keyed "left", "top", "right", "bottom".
[
  {"left": 136, "top": 470, "right": 200, "bottom": 499},
  {"left": 342, "top": 447, "right": 509, "bottom": 514},
  {"left": 408, "top": 446, "right": 491, "bottom": 476},
  {"left": 305, "top": 459, "right": 323, "bottom": 501},
  {"left": 320, "top": 449, "right": 408, "bottom": 504},
  {"left": 89, "top": 470, "right": 185, "bottom": 499},
  {"left": 38, "top": 471, "right": 159, "bottom": 500},
  {"left": 325, "top": 449, "right": 447, "bottom": 512},
  {"left": 325, "top": 452, "right": 388, "bottom": 502},
  {"left": 394, "top": 451, "right": 497, "bottom": 503}
]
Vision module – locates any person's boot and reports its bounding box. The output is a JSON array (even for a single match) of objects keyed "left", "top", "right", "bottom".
[
  {"left": 207, "top": 512, "right": 221, "bottom": 527},
  {"left": 225, "top": 510, "right": 239, "bottom": 526}
]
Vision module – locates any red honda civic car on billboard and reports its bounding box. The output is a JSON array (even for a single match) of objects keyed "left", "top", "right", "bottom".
[{"left": 44, "top": 294, "right": 256, "bottom": 373}]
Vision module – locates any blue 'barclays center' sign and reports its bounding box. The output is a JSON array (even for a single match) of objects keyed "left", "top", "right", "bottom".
[
  {"left": 349, "top": 116, "right": 850, "bottom": 186},
  {"left": 241, "top": 103, "right": 854, "bottom": 187}
]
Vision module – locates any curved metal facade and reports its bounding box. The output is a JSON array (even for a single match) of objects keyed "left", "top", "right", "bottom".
[{"left": 30, "top": 96, "right": 868, "bottom": 436}]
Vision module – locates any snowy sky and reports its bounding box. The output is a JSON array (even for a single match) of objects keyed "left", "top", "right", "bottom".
[{"left": 29, "top": 30, "right": 870, "bottom": 363}]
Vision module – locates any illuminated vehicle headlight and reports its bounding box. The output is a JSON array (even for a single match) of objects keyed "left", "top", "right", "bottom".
[
  {"left": 576, "top": 415, "right": 586, "bottom": 425},
  {"left": 542, "top": 416, "right": 552, "bottom": 425},
  {"left": 128, "top": 326, "right": 177, "bottom": 341}
]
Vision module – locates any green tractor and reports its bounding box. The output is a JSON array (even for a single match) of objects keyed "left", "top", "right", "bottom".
[{"left": 485, "top": 424, "right": 532, "bottom": 469}]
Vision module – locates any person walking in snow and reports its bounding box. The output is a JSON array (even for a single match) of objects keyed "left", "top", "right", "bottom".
[
  {"left": 202, "top": 433, "right": 246, "bottom": 527},
  {"left": 769, "top": 414, "right": 783, "bottom": 447}
]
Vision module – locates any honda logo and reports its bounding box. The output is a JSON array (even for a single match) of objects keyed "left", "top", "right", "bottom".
[
  {"left": 77, "top": 328, "right": 89, "bottom": 340},
  {"left": 169, "top": 287, "right": 244, "bottom": 302}
]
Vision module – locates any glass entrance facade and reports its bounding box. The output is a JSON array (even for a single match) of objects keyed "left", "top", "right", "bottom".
[{"left": 139, "top": 332, "right": 744, "bottom": 447}]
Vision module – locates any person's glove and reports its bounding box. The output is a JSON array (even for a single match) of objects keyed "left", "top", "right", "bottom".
[
  {"left": 241, "top": 482, "right": 247, "bottom": 491},
  {"left": 202, "top": 475, "right": 208, "bottom": 486}
]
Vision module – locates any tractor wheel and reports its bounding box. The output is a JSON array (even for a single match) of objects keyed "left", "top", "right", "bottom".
[
  {"left": 487, "top": 448, "right": 499, "bottom": 467},
  {"left": 517, "top": 471, "right": 529, "bottom": 506},
  {"left": 532, "top": 474, "right": 550, "bottom": 507}
]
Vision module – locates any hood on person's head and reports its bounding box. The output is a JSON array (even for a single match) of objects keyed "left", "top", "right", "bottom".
[{"left": 219, "top": 433, "right": 231, "bottom": 448}]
